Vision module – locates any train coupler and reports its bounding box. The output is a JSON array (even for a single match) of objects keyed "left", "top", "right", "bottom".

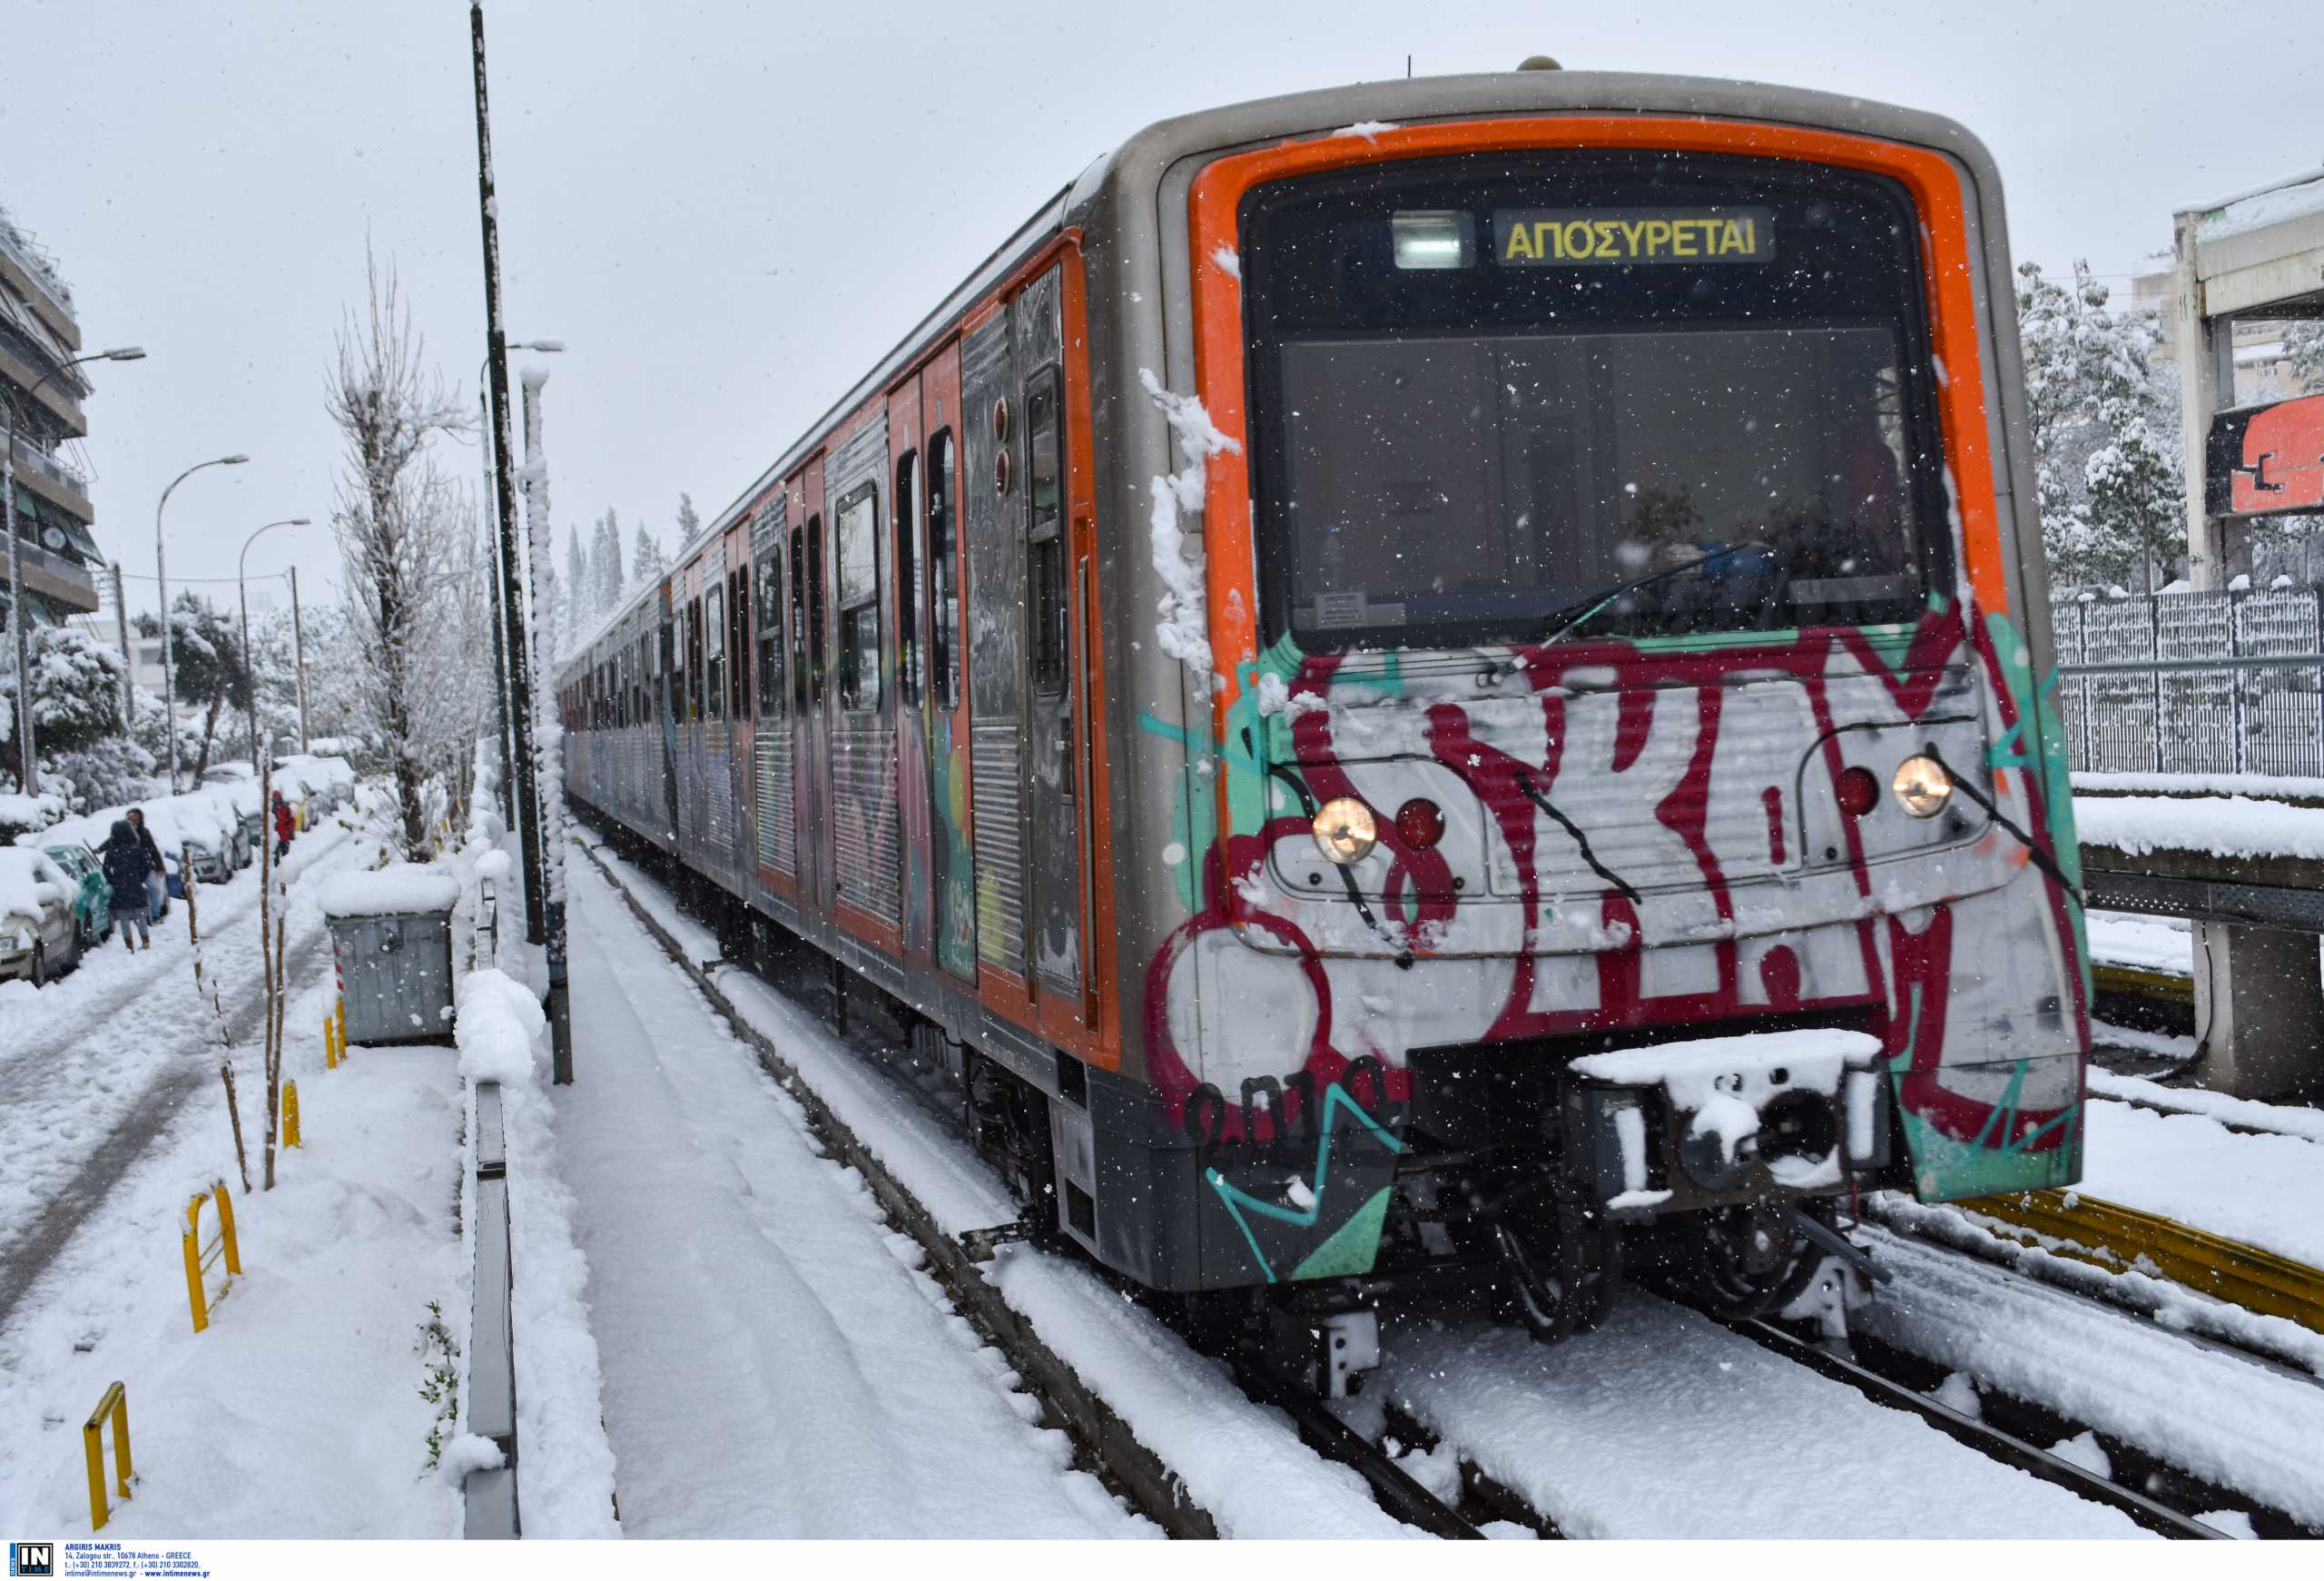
[
  {"left": 1263, "top": 1303, "right": 1381, "bottom": 1400},
  {"left": 957, "top": 1220, "right": 1039, "bottom": 1262}
]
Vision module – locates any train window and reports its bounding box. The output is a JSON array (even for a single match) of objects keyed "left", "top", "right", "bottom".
[
  {"left": 730, "top": 566, "right": 750, "bottom": 719},
  {"left": 704, "top": 582, "right": 725, "bottom": 720},
  {"left": 927, "top": 429, "right": 959, "bottom": 713},
  {"left": 789, "top": 525, "right": 808, "bottom": 711},
  {"left": 1026, "top": 371, "right": 1067, "bottom": 696},
  {"left": 687, "top": 597, "right": 704, "bottom": 723},
  {"left": 806, "top": 515, "right": 827, "bottom": 706},
  {"left": 835, "top": 484, "right": 881, "bottom": 713},
  {"left": 894, "top": 450, "right": 919, "bottom": 708},
  {"left": 754, "top": 550, "right": 782, "bottom": 716},
  {"left": 1239, "top": 151, "right": 1950, "bottom": 651}
]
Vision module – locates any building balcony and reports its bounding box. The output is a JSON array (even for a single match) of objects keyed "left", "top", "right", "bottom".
[
  {"left": 0, "top": 218, "right": 81, "bottom": 352},
  {"left": 6, "top": 437, "right": 94, "bottom": 519},
  {"left": 5, "top": 535, "right": 100, "bottom": 615}
]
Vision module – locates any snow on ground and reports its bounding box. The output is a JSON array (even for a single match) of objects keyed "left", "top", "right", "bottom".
[
  {"left": 1380, "top": 1299, "right": 2143, "bottom": 1538},
  {"left": 2073, "top": 794, "right": 2324, "bottom": 861},
  {"left": 1855, "top": 1222, "right": 2324, "bottom": 1531},
  {"left": 0, "top": 972, "right": 467, "bottom": 1537},
  {"left": 2074, "top": 771, "right": 2324, "bottom": 802},
  {"left": 2076, "top": 1100, "right": 2324, "bottom": 1267},
  {"left": 577, "top": 841, "right": 1416, "bottom": 1538},
  {"left": 0, "top": 822, "right": 361, "bottom": 1238},
  {"left": 556, "top": 858, "right": 1151, "bottom": 1537},
  {"left": 2089, "top": 1068, "right": 2324, "bottom": 1145},
  {"left": 2084, "top": 910, "right": 2192, "bottom": 974}
]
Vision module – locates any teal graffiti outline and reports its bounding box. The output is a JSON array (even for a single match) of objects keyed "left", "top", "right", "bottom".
[{"left": 1204, "top": 1082, "right": 1403, "bottom": 1283}]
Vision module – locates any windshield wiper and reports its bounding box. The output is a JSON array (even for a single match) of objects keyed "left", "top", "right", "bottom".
[{"left": 1531, "top": 541, "right": 1769, "bottom": 652}]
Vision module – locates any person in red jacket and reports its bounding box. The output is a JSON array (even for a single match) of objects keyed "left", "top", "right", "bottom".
[{"left": 271, "top": 790, "right": 296, "bottom": 860}]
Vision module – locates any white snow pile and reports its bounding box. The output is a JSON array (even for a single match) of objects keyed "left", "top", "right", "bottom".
[
  {"left": 1571, "top": 1028, "right": 1882, "bottom": 1185},
  {"left": 2195, "top": 165, "right": 2324, "bottom": 242},
  {"left": 0, "top": 790, "right": 65, "bottom": 835},
  {"left": 320, "top": 865, "right": 462, "bottom": 918},
  {"left": 2073, "top": 794, "right": 2324, "bottom": 862},
  {"left": 0, "top": 846, "right": 69, "bottom": 920},
  {"left": 1334, "top": 120, "right": 1400, "bottom": 143},
  {"left": 2087, "top": 1068, "right": 2324, "bottom": 1145},
  {"left": 452, "top": 965, "right": 622, "bottom": 1536},
  {"left": 2075, "top": 770, "right": 2324, "bottom": 800},
  {"left": 1138, "top": 367, "right": 1239, "bottom": 688}
]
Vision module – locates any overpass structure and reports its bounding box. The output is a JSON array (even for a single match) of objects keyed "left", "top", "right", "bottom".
[{"left": 2077, "top": 794, "right": 2324, "bottom": 1103}]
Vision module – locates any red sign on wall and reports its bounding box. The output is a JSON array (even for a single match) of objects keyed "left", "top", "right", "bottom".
[{"left": 2208, "top": 390, "right": 2324, "bottom": 517}]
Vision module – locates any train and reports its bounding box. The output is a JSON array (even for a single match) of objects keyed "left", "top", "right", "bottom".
[{"left": 560, "top": 65, "right": 2089, "bottom": 1388}]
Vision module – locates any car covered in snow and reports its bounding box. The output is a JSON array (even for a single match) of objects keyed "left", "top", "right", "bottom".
[
  {"left": 39, "top": 842, "right": 113, "bottom": 947},
  {"left": 0, "top": 846, "right": 84, "bottom": 985}
]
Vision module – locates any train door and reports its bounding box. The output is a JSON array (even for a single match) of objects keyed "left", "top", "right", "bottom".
[
  {"left": 656, "top": 584, "right": 677, "bottom": 845},
  {"left": 889, "top": 377, "right": 933, "bottom": 966},
  {"left": 921, "top": 344, "right": 976, "bottom": 982},
  {"left": 1016, "top": 268, "right": 1087, "bottom": 1009},
  {"left": 753, "top": 499, "right": 795, "bottom": 897},
  {"left": 791, "top": 460, "right": 834, "bottom": 919},
  {"left": 961, "top": 304, "right": 1032, "bottom": 995}
]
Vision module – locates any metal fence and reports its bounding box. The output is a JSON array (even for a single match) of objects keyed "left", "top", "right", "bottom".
[{"left": 2050, "top": 588, "right": 2324, "bottom": 778}]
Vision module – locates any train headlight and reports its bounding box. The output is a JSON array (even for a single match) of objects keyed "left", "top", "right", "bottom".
[
  {"left": 1891, "top": 755, "right": 1953, "bottom": 818},
  {"left": 1313, "top": 797, "right": 1378, "bottom": 865}
]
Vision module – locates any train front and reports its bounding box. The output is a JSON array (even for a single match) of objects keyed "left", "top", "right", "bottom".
[{"left": 1144, "top": 102, "right": 2089, "bottom": 1330}]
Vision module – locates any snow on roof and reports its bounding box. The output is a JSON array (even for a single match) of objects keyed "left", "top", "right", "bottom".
[
  {"left": 2192, "top": 165, "right": 2324, "bottom": 244},
  {"left": 319, "top": 865, "right": 461, "bottom": 918},
  {"left": 2074, "top": 794, "right": 2324, "bottom": 863}
]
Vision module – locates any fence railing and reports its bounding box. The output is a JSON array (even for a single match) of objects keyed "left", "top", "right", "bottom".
[{"left": 2051, "top": 588, "right": 2324, "bottom": 778}]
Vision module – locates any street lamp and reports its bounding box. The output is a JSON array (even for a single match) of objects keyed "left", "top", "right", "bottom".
[
  {"left": 155, "top": 453, "right": 249, "bottom": 792},
  {"left": 237, "top": 517, "right": 310, "bottom": 768},
  {"left": 4, "top": 346, "right": 145, "bottom": 795}
]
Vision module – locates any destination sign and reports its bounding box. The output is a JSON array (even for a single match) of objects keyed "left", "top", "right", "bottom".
[{"left": 1493, "top": 208, "right": 1777, "bottom": 266}]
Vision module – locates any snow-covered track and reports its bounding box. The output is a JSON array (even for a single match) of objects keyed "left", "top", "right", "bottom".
[
  {"left": 1727, "top": 1317, "right": 2223, "bottom": 1538},
  {"left": 571, "top": 838, "right": 1218, "bottom": 1537},
  {"left": 1229, "top": 1358, "right": 1482, "bottom": 1538}
]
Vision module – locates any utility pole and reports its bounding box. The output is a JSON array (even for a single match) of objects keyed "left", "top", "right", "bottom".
[
  {"left": 289, "top": 565, "right": 310, "bottom": 752},
  {"left": 110, "top": 562, "right": 131, "bottom": 726},
  {"left": 520, "top": 369, "right": 573, "bottom": 1084},
  {"left": 471, "top": 0, "right": 547, "bottom": 952},
  {"left": 480, "top": 386, "right": 515, "bottom": 831}
]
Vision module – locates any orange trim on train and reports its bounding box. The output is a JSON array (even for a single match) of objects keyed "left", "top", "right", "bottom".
[{"left": 1187, "top": 114, "right": 2014, "bottom": 924}]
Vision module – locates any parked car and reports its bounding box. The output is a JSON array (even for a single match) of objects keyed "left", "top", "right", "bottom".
[
  {"left": 190, "top": 781, "right": 258, "bottom": 869},
  {"left": 33, "top": 806, "right": 182, "bottom": 915},
  {"left": 41, "top": 843, "right": 113, "bottom": 948},
  {"left": 0, "top": 847, "right": 83, "bottom": 985}
]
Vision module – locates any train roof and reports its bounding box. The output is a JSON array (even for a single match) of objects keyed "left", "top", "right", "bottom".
[{"left": 561, "top": 68, "right": 2004, "bottom": 679}]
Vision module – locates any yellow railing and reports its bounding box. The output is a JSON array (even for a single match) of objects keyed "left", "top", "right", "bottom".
[
  {"left": 83, "top": 1380, "right": 133, "bottom": 1530},
  {"left": 1961, "top": 1188, "right": 2324, "bottom": 1335},
  {"left": 181, "top": 1181, "right": 242, "bottom": 1334}
]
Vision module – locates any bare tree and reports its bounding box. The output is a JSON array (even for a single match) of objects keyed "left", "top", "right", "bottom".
[{"left": 325, "top": 251, "right": 471, "bottom": 858}]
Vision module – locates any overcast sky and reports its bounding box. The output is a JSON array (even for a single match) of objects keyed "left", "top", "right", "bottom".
[{"left": 6, "top": 0, "right": 2317, "bottom": 619}]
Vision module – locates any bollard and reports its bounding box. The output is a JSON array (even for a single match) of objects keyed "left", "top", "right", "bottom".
[
  {"left": 335, "top": 999, "right": 349, "bottom": 1062},
  {"left": 283, "top": 1081, "right": 301, "bottom": 1149},
  {"left": 82, "top": 1381, "right": 133, "bottom": 1531},
  {"left": 324, "top": 1013, "right": 339, "bottom": 1071},
  {"left": 181, "top": 1181, "right": 242, "bottom": 1334}
]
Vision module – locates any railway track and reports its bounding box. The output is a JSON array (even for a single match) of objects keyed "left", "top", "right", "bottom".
[{"left": 574, "top": 827, "right": 2288, "bottom": 1540}]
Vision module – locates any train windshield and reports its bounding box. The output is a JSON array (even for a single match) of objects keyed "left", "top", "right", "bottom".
[{"left": 1239, "top": 151, "right": 1952, "bottom": 651}]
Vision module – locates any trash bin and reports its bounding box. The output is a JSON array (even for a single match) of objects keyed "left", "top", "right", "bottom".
[{"left": 318, "top": 867, "right": 462, "bottom": 1046}]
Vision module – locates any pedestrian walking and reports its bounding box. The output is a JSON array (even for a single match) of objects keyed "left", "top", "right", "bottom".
[
  {"left": 99, "top": 819, "right": 155, "bottom": 952},
  {"left": 271, "top": 790, "right": 296, "bottom": 861},
  {"left": 126, "top": 807, "right": 167, "bottom": 921}
]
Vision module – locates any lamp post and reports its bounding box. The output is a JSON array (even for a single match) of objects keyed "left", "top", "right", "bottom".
[
  {"left": 237, "top": 517, "right": 310, "bottom": 768},
  {"left": 479, "top": 341, "right": 562, "bottom": 835},
  {"left": 3, "top": 346, "right": 145, "bottom": 795},
  {"left": 155, "top": 453, "right": 249, "bottom": 792}
]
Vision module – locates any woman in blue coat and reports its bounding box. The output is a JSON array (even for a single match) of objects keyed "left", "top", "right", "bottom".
[{"left": 98, "top": 819, "right": 154, "bottom": 951}]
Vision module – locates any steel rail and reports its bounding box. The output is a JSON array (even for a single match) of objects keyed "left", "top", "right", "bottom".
[{"left": 1725, "top": 1318, "right": 2224, "bottom": 1539}]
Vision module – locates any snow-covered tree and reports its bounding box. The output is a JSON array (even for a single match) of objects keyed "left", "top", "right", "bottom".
[
  {"left": 591, "top": 509, "right": 626, "bottom": 616},
  {"left": 325, "top": 251, "right": 475, "bottom": 859},
  {"left": 632, "top": 520, "right": 667, "bottom": 584},
  {"left": 675, "top": 491, "right": 700, "bottom": 543},
  {"left": 2287, "top": 319, "right": 2324, "bottom": 393},
  {"left": 2018, "top": 260, "right": 2183, "bottom": 589},
  {"left": 564, "top": 524, "right": 589, "bottom": 657},
  {"left": 158, "top": 592, "right": 253, "bottom": 781},
  {"left": 1, "top": 624, "right": 142, "bottom": 796}
]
